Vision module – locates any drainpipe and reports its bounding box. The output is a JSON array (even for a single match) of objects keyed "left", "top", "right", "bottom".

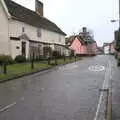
[{"left": 8, "top": 18, "right": 12, "bottom": 56}]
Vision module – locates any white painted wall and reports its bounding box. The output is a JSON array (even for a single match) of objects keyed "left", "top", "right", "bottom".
[
  {"left": 9, "top": 19, "right": 66, "bottom": 58},
  {"left": 0, "top": 1, "right": 10, "bottom": 55},
  {"left": 9, "top": 19, "right": 65, "bottom": 45},
  {"left": 104, "top": 46, "right": 109, "bottom": 54},
  {"left": 10, "top": 40, "right": 29, "bottom": 59},
  {"left": 10, "top": 40, "right": 21, "bottom": 59},
  {"left": 42, "top": 28, "right": 65, "bottom": 45},
  {"left": 110, "top": 44, "right": 115, "bottom": 54}
]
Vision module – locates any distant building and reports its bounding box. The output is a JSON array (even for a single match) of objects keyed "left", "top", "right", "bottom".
[
  {"left": 103, "top": 43, "right": 110, "bottom": 54},
  {"left": 97, "top": 47, "right": 104, "bottom": 54},
  {"left": 103, "top": 41, "right": 116, "bottom": 55},
  {"left": 109, "top": 40, "right": 116, "bottom": 55},
  {"left": 66, "top": 27, "right": 97, "bottom": 56},
  {"left": 66, "top": 36, "right": 97, "bottom": 56},
  {"left": 70, "top": 36, "right": 87, "bottom": 55}
]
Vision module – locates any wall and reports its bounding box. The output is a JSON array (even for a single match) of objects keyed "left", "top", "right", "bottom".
[
  {"left": 81, "top": 45, "right": 87, "bottom": 54},
  {"left": 9, "top": 19, "right": 65, "bottom": 45},
  {"left": 104, "top": 46, "right": 110, "bottom": 54},
  {"left": 10, "top": 40, "right": 21, "bottom": 59},
  {"left": 42, "top": 29, "right": 65, "bottom": 45},
  {"left": 110, "top": 43, "right": 115, "bottom": 54},
  {"left": 87, "top": 43, "right": 97, "bottom": 55},
  {"left": 0, "top": 1, "right": 10, "bottom": 55}
]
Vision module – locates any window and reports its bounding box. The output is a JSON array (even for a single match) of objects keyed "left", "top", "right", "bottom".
[
  {"left": 16, "top": 46, "right": 20, "bottom": 49},
  {"left": 37, "top": 28, "right": 41, "bottom": 37},
  {"left": 22, "top": 42, "right": 26, "bottom": 57},
  {"left": 22, "top": 27, "right": 25, "bottom": 32}
]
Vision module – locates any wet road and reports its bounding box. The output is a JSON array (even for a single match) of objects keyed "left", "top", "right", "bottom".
[{"left": 0, "top": 55, "right": 110, "bottom": 120}]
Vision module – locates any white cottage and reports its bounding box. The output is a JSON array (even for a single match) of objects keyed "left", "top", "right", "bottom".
[{"left": 0, "top": 0, "right": 67, "bottom": 59}]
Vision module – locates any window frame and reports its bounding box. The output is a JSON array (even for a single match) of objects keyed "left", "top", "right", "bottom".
[
  {"left": 37, "top": 28, "right": 42, "bottom": 37},
  {"left": 22, "top": 27, "right": 25, "bottom": 33}
]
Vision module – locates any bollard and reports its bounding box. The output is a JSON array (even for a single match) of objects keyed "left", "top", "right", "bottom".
[
  {"left": 75, "top": 55, "right": 76, "bottom": 61},
  {"left": 31, "top": 60, "right": 34, "bottom": 69},
  {"left": 3, "top": 63, "right": 7, "bottom": 74},
  {"left": 31, "top": 52, "right": 34, "bottom": 69},
  {"left": 48, "top": 57, "right": 50, "bottom": 65},
  {"left": 55, "top": 58, "right": 57, "bottom": 65},
  {"left": 69, "top": 56, "right": 71, "bottom": 61},
  {"left": 63, "top": 54, "right": 66, "bottom": 62}
]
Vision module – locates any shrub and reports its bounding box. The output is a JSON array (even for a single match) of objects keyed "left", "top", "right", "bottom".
[
  {"left": 115, "top": 45, "right": 120, "bottom": 52},
  {"left": 0, "top": 55, "right": 13, "bottom": 65},
  {"left": 43, "top": 46, "right": 52, "bottom": 58},
  {"left": 52, "top": 51, "right": 61, "bottom": 59},
  {"left": 37, "top": 55, "right": 45, "bottom": 61},
  {"left": 70, "top": 50, "right": 75, "bottom": 57},
  {"left": 117, "top": 57, "right": 120, "bottom": 66},
  {"left": 115, "top": 53, "right": 118, "bottom": 59},
  {"left": 15, "top": 55, "right": 26, "bottom": 63}
]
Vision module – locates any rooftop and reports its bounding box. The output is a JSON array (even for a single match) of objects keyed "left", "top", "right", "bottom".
[{"left": 4, "top": 0, "right": 66, "bottom": 36}]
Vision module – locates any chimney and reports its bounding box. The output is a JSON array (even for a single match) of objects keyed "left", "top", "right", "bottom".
[
  {"left": 35, "top": 0, "right": 44, "bottom": 17},
  {"left": 82, "top": 27, "right": 87, "bottom": 33}
]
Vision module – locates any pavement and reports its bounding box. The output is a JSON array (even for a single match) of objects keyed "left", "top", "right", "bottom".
[
  {"left": 0, "top": 55, "right": 114, "bottom": 120},
  {"left": 111, "top": 56, "right": 120, "bottom": 120}
]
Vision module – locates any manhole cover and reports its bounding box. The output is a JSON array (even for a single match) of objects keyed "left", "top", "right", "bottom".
[{"left": 88, "top": 65, "right": 105, "bottom": 72}]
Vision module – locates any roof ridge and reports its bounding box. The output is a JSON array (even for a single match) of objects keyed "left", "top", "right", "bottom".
[
  {"left": 4, "top": 0, "right": 66, "bottom": 35},
  {"left": 6, "top": 0, "right": 36, "bottom": 14}
]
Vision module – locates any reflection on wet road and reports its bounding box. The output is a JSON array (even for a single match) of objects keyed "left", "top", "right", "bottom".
[{"left": 0, "top": 55, "right": 111, "bottom": 120}]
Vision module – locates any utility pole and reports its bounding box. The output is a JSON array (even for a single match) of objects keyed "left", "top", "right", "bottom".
[{"left": 119, "top": 0, "right": 120, "bottom": 30}]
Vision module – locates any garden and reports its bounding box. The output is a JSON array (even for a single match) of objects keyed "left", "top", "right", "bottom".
[{"left": 0, "top": 49, "right": 81, "bottom": 82}]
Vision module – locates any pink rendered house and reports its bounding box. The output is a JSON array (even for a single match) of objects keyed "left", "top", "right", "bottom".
[
  {"left": 70, "top": 37, "right": 87, "bottom": 55},
  {"left": 68, "top": 36, "right": 97, "bottom": 56}
]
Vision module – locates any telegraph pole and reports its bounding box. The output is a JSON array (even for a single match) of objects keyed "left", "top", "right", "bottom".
[{"left": 119, "top": 0, "right": 120, "bottom": 30}]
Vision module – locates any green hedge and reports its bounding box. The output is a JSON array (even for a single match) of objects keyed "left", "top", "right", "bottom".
[
  {"left": 115, "top": 45, "right": 120, "bottom": 52},
  {"left": 52, "top": 51, "right": 61, "bottom": 59},
  {"left": 0, "top": 55, "right": 13, "bottom": 65},
  {"left": 117, "top": 57, "right": 120, "bottom": 66},
  {"left": 15, "top": 55, "right": 26, "bottom": 63}
]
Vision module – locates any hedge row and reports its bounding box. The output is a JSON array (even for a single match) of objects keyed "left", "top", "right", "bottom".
[
  {"left": 0, "top": 55, "right": 26, "bottom": 64},
  {"left": 0, "top": 50, "right": 75, "bottom": 64}
]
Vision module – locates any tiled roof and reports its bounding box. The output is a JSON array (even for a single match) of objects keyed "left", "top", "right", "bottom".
[
  {"left": 66, "top": 35, "right": 96, "bottom": 46},
  {"left": 4, "top": 0, "right": 66, "bottom": 36}
]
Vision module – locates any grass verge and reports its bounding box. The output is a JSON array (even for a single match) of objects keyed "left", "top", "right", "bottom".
[{"left": 0, "top": 57, "right": 81, "bottom": 82}]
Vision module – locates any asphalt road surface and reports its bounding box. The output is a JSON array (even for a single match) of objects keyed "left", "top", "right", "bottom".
[{"left": 0, "top": 55, "right": 111, "bottom": 120}]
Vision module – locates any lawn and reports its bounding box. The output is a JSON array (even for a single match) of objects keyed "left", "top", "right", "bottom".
[
  {"left": 0, "top": 63, "right": 51, "bottom": 80},
  {"left": 0, "top": 57, "right": 81, "bottom": 81}
]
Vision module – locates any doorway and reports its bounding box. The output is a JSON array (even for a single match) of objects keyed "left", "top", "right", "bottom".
[{"left": 22, "top": 42, "right": 26, "bottom": 57}]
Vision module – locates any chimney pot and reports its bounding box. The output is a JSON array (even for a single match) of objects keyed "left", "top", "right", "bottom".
[{"left": 35, "top": 0, "right": 44, "bottom": 17}]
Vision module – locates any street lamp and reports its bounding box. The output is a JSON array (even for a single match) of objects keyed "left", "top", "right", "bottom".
[
  {"left": 111, "top": 19, "right": 120, "bottom": 30},
  {"left": 111, "top": 20, "right": 120, "bottom": 23}
]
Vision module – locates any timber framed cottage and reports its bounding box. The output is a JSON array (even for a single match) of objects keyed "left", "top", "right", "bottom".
[{"left": 0, "top": 0, "right": 67, "bottom": 59}]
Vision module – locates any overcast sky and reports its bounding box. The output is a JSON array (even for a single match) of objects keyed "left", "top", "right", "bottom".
[{"left": 13, "top": 0, "right": 119, "bottom": 46}]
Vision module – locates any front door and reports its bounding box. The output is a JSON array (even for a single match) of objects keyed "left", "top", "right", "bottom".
[{"left": 22, "top": 42, "right": 26, "bottom": 57}]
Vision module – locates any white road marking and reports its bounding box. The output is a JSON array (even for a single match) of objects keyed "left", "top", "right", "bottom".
[
  {"left": 0, "top": 102, "right": 16, "bottom": 113},
  {"left": 94, "top": 61, "right": 111, "bottom": 120},
  {"left": 88, "top": 64, "right": 105, "bottom": 72}
]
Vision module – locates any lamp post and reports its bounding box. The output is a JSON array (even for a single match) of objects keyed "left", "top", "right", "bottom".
[
  {"left": 111, "top": 0, "right": 120, "bottom": 29},
  {"left": 110, "top": 0, "right": 120, "bottom": 58}
]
